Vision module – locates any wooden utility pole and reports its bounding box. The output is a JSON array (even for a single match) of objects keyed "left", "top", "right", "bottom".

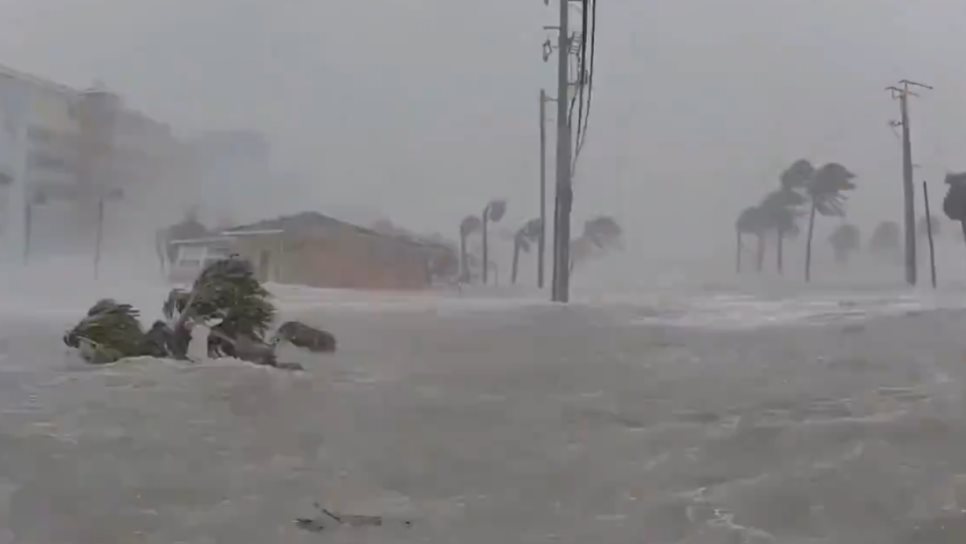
[
  {"left": 887, "top": 79, "right": 932, "bottom": 286},
  {"left": 923, "top": 180, "right": 937, "bottom": 289},
  {"left": 551, "top": 0, "right": 573, "bottom": 303},
  {"left": 538, "top": 89, "right": 551, "bottom": 289}
]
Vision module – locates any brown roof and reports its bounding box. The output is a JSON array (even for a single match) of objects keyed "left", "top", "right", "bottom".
[{"left": 226, "top": 212, "right": 453, "bottom": 253}]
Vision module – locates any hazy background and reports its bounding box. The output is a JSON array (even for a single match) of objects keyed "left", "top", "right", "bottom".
[{"left": 3, "top": 0, "right": 966, "bottom": 277}]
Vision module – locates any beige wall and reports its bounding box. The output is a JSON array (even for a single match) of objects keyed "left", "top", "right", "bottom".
[{"left": 231, "top": 230, "right": 433, "bottom": 290}]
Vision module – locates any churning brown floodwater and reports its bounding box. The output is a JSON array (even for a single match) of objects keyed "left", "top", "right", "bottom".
[{"left": 1, "top": 288, "right": 966, "bottom": 543}]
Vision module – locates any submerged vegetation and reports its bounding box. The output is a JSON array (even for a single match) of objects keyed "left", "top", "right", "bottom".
[{"left": 64, "top": 256, "right": 334, "bottom": 367}]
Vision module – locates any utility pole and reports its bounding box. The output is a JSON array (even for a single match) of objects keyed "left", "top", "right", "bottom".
[
  {"left": 887, "top": 79, "right": 932, "bottom": 286},
  {"left": 538, "top": 89, "right": 551, "bottom": 289},
  {"left": 551, "top": 0, "right": 573, "bottom": 303},
  {"left": 923, "top": 180, "right": 937, "bottom": 289}
]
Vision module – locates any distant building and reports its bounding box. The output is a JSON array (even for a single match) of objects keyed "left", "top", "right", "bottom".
[
  {"left": 167, "top": 211, "right": 458, "bottom": 290},
  {"left": 0, "top": 63, "right": 191, "bottom": 257}
]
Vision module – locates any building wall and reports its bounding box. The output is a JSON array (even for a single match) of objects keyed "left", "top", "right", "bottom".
[
  {"left": 0, "top": 64, "right": 197, "bottom": 257},
  {"left": 0, "top": 71, "right": 32, "bottom": 259},
  {"left": 231, "top": 230, "right": 434, "bottom": 290}
]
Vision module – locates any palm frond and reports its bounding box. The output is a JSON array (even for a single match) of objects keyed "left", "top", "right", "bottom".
[
  {"left": 64, "top": 299, "right": 145, "bottom": 363},
  {"left": 780, "top": 159, "right": 815, "bottom": 190}
]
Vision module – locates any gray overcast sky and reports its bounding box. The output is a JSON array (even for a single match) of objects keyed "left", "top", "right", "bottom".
[{"left": 2, "top": 0, "right": 966, "bottom": 265}]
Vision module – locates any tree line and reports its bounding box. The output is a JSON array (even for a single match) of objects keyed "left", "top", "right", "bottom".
[
  {"left": 457, "top": 199, "right": 622, "bottom": 286},
  {"left": 735, "top": 159, "right": 857, "bottom": 280}
]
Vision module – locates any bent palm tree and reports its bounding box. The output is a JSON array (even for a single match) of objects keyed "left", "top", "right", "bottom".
[
  {"left": 735, "top": 206, "right": 767, "bottom": 273},
  {"left": 804, "top": 162, "right": 856, "bottom": 281},
  {"left": 770, "top": 160, "right": 811, "bottom": 273},
  {"left": 459, "top": 216, "right": 482, "bottom": 283},
  {"left": 511, "top": 218, "right": 542, "bottom": 284},
  {"left": 760, "top": 190, "right": 805, "bottom": 274},
  {"left": 828, "top": 224, "right": 861, "bottom": 265}
]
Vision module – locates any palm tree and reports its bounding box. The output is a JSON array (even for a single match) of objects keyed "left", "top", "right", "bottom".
[
  {"left": 511, "top": 218, "right": 542, "bottom": 284},
  {"left": 735, "top": 206, "right": 767, "bottom": 273},
  {"left": 803, "top": 162, "right": 857, "bottom": 282},
  {"left": 459, "top": 215, "right": 482, "bottom": 283},
  {"left": 943, "top": 172, "right": 966, "bottom": 252},
  {"left": 828, "top": 224, "right": 861, "bottom": 265},
  {"left": 768, "top": 160, "right": 811, "bottom": 273},
  {"left": 481, "top": 199, "right": 507, "bottom": 285},
  {"left": 569, "top": 215, "right": 623, "bottom": 273},
  {"left": 760, "top": 191, "right": 805, "bottom": 274},
  {"left": 869, "top": 221, "right": 901, "bottom": 260}
]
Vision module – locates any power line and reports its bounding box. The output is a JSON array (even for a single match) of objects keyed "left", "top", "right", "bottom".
[{"left": 574, "top": 0, "right": 596, "bottom": 166}]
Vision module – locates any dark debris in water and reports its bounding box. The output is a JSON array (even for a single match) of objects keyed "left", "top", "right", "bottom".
[{"left": 294, "top": 503, "right": 413, "bottom": 533}]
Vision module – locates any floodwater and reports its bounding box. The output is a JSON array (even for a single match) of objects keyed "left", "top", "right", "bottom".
[{"left": 2, "top": 276, "right": 966, "bottom": 542}]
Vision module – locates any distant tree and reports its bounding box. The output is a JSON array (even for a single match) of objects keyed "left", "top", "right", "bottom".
[
  {"left": 569, "top": 215, "right": 623, "bottom": 273},
  {"left": 511, "top": 218, "right": 542, "bottom": 284},
  {"left": 869, "top": 221, "right": 901, "bottom": 258},
  {"left": 943, "top": 172, "right": 966, "bottom": 252},
  {"left": 735, "top": 206, "right": 768, "bottom": 273},
  {"left": 828, "top": 224, "right": 861, "bottom": 265},
  {"left": 459, "top": 216, "right": 482, "bottom": 282},
  {"left": 803, "top": 162, "right": 857, "bottom": 281},
  {"left": 481, "top": 199, "right": 507, "bottom": 285}
]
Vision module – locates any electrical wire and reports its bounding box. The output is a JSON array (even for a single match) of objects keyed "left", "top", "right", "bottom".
[{"left": 572, "top": 0, "right": 596, "bottom": 172}]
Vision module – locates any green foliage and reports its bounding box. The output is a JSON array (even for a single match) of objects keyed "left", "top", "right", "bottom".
[
  {"left": 65, "top": 257, "right": 335, "bottom": 367},
  {"left": 173, "top": 258, "right": 276, "bottom": 356},
  {"left": 63, "top": 299, "right": 145, "bottom": 364}
]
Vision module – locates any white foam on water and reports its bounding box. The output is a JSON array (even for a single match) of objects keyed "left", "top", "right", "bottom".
[{"left": 5, "top": 255, "right": 966, "bottom": 332}]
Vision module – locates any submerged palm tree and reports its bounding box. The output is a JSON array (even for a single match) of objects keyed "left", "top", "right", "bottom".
[
  {"left": 735, "top": 206, "right": 767, "bottom": 273},
  {"left": 828, "top": 224, "right": 861, "bottom": 265},
  {"left": 803, "top": 162, "right": 857, "bottom": 281},
  {"left": 511, "top": 218, "right": 542, "bottom": 284},
  {"left": 459, "top": 215, "right": 482, "bottom": 283}
]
